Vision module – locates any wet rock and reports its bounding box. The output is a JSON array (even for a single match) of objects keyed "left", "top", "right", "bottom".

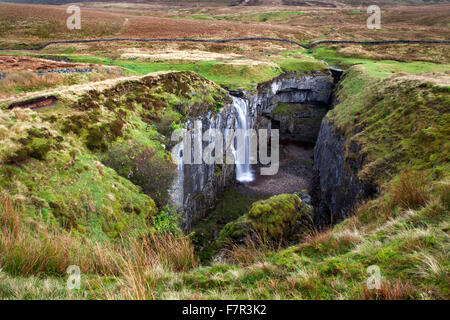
[
  {"left": 313, "top": 119, "right": 376, "bottom": 226},
  {"left": 171, "top": 71, "right": 335, "bottom": 231}
]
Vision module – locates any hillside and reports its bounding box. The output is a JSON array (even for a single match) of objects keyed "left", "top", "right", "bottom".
[
  {"left": 1, "top": 63, "right": 448, "bottom": 299},
  {"left": 0, "top": 1, "right": 448, "bottom": 301}
]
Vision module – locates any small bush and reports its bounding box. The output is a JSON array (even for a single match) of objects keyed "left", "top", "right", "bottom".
[
  {"left": 153, "top": 206, "right": 180, "bottom": 233},
  {"left": 391, "top": 171, "right": 430, "bottom": 210},
  {"left": 103, "top": 141, "right": 176, "bottom": 207}
]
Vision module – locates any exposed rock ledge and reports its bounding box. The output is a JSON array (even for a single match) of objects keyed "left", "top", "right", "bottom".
[{"left": 173, "top": 71, "right": 335, "bottom": 231}]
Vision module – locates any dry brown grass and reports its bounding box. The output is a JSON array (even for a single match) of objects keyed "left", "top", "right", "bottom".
[
  {"left": 0, "top": 73, "right": 64, "bottom": 95},
  {"left": 223, "top": 234, "right": 274, "bottom": 267},
  {"left": 2, "top": 2, "right": 448, "bottom": 48},
  {"left": 0, "top": 194, "right": 196, "bottom": 275},
  {"left": 0, "top": 194, "right": 197, "bottom": 299},
  {"left": 0, "top": 70, "right": 123, "bottom": 99},
  {"left": 391, "top": 171, "right": 430, "bottom": 210},
  {"left": 360, "top": 279, "right": 416, "bottom": 300},
  {"left": 90, "top": 233, "right": 197, "bottom": 300},
  {"left": 0, "top": 194, "right": 121, "bottom": 276}
]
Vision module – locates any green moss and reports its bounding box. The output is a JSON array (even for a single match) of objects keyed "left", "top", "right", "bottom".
[
  {"left": 248, "top": 194, "right": 310, "bottom": 240},
  {"left": 218, "top": 194, "right": 312, "bottom": 245},
  {"left": 328, "top": 65, "right": 450, "bottom": 186},
  {"left": 6, "top": 127, "right": 59, "bottom": 163},
  {"left": 192, "top": 189, "right": 267, "bottom": 262},
  {"left": 272, "top": 102, "right": 296, "bottom": 117}
]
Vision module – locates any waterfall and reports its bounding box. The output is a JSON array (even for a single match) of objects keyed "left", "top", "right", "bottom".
[{"left": 232, "top": 96, "right": 254, "bottom": 183}]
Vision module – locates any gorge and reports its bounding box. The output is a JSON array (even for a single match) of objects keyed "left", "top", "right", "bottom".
[{"left": 169, "top": 68, "right": 367, "bottom": 242}]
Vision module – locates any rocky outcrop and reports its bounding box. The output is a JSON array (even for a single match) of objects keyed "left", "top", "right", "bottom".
[
  {"left": 172, "top": 71, "right": 335, "bottom": 231},
  {"left": 313, "top": 119, "right": 376, "bottom": 226},
  {"left": 271, "top": 102, "right": 329, "bottom": 143},
  {"left": 217, "top": 194, "right": 313, "bottom": 245},
  {"left": 252, "top": 72, "right": 333, "bottom": 115},
  {"left": 250, "top": 72, "right": 334, "bottom": 143},
  {"left": 171, "top": 104, "right": 238, "bottom": 231}
]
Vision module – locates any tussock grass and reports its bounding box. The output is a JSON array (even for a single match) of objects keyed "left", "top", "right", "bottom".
[
  {"left": 391, "top": 171, "right": 430, "bottom": 210},
  {"left": 0, "top": 73, "right": 63, "bottom": 95},
  {"left": 89, "top": 234, "right": 196, "bottom": 300},
  {"left": 0, "top": 194, "right": 120, "bottom": 276},
  {"left": 223, "top": 234, "right": 273, "bottom": 267},
  {"left": 360, "top": 280, "right": 416, "bottom": 300},
  {"left": 0, "top": 194, "right": 197, "bottom": 299}
]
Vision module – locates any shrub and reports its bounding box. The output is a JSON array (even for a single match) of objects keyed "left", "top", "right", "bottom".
[
  {"left": 85, "top": 119, "right": 123, "bottom": 152},
  {"left": 153, "top": 205, "right": 180, "bottom": 233},
  {"left": 103, "top": 141, "right": 176, "bottom": 207},
  {"left": 391, "top": 171, "right": 430, "bottom": 210}
]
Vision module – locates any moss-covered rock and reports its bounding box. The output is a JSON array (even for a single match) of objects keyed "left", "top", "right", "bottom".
[{"left": 218, "top": 194, "right": 313, "bottom": 245}]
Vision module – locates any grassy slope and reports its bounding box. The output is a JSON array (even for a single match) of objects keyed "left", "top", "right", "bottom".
[
  {"left": 1, "top": 56, "right": 449, "bottom": 299},
  {"left": 0, "top": 71, "right": 228, "bottom": 253},
  {"left": 141, "top": 66, "right": 447, "bottom": 300},
  {"left": 311, "top": 47, "right": 450, "bottom": 77}
]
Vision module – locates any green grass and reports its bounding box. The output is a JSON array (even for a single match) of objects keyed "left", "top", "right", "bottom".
[
  {"left": 213, "top": 11, "right": 305, "bottom": 23},
  {"left": 0, "top": 50, "right": 325, "bottom": 91},
  {"left": 1, "top": 52, "right": 448, "bottom": 300},
  {"left": 311, "top": 47, "right": 450, "bottom": 77},
  {"left": 328, "top": 65, "right": 450, "bottom": 180},
  {"left": 187, "top": 14, "right": 215, "bottom": 21},
  {"left": 346, "top": 10, "right": 363, "bottom": 15},
  {"left": 0, "top": 48, "right": 329, "bottom": 91}
]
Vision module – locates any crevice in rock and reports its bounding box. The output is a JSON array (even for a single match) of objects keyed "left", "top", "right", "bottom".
[{"left": 183, "top": 70, "right": 340, "bottom": 257}]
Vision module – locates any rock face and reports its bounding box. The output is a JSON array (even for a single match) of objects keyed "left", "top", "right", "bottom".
[
  {"left": 171, "top": 71, "right": 335, "bottom": 231},
  {"left": 252, "top": 72, "right": 333, "bottom": 116},
  {"left": 271, "top": 102, "right": 329, "bottom": 143},
  {"left": 313, "top": 119, "right": 376, "bottom": 226},
  {"left": 171, "top": 104, "right": 238, "bottom": 231},
  {"left": 250, "top": 73, "right": 333, "bottom": 143}
]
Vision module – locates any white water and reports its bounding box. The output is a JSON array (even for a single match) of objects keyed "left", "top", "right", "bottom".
[{"left": 232, "top": 96, "right": 254, "bottom": 183}]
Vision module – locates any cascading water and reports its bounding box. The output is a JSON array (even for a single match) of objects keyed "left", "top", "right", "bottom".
[{"left": 232, "top": 96, "right": 254, "bottom": 183}]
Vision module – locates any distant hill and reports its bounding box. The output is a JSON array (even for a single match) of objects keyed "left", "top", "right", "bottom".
[
  {"left": 0, "top": 0, "right": 233, "bottom": 4},
  {"left": 0, "top": 0, "right": 448, "bottom": 6}
]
